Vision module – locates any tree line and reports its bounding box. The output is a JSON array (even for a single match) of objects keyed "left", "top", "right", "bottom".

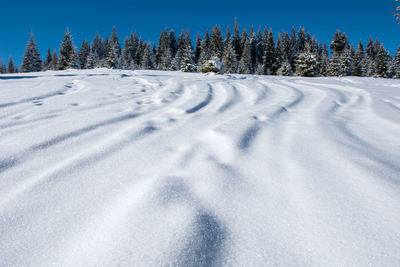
[{"left": 1, "top": 19, "right": 399, "bottom": 78}]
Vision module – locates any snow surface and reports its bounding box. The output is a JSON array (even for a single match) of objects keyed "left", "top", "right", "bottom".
[{"left": 0, "top": 69, "right": 400, "bottom": 266}]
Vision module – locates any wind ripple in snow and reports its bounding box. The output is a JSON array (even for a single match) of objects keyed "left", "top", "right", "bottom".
[{"left": 0, "top": 70, "right": 400, "bottom": 266}]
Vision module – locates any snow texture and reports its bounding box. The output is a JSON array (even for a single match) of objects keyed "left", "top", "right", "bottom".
[{"left": 0, "top": 69, "right": 400, "bottom": 266}]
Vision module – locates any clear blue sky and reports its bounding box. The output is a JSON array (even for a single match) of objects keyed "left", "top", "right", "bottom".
[{"left": 1, "top": 0, "right": 399, "bottom": 66}]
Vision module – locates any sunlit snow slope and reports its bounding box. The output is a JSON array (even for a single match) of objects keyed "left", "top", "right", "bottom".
[{"left": 1, "top": 69, "right": 400, "bottom": 266}]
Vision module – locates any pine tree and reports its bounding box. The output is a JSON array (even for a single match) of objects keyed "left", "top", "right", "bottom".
[
  {"left": 211, "top": 25, "right": 224, "bottom": 60},
  {"left": 43, "top": 48, "right": 52, "bottom": 71},
  {"left": 0, "top": 61, "right": 6, "bottom": 73},
  {"left": 194, "top": 33, "right": 202, "bottom": 64},
  {"left": 121, "top": 32, "right": 138, "bottom": 69},
  {"left": 353, "top": 41, "right": 365, "bottom": 76},
  {"left": 169, "top": 30, "right": 177, "bottom": 58},
  {"left": 375, "top": 45, "right": 388, "bottom": 78},
  {"left": 249, "top": 27, "right": 257, "bottom": 71},
  {"left": 395, "top": 46, "right": 400, "bottom": 78},
  {"left": 141, "top": 42, "right": 155, "bottom": 70},
  {"left": 232, "top": 18, "right": 242, "bottom": 61},
  {"left": 297, "top": 27, "right": 306, "bottom": 52},
  {"left": 106, "top": 27, "right": 121, "bottom": 68},
  {"left": 277, "top": 61, "right": 293, "bottom": 76},
  {"left": 156, "top": 28, "right": 173, "bottom": 70},
  {"left": 180, "top": 31, "right": 195, "bottom": 72},
  {"left": 172, "top": 30, "right": 186, "bottom": 70},
  {"left": 255, "top": 27, "right": 266, "bottom": 68},
  {"left": 79, "top": 40, "right": 90, "bottom": 69},
  {"left": 319, "top": 43, "right": 329, "bottom": 76},
  {"left": 58, "top": 28, "right": 77, "bottom": 70},
  {"left": 222, "top": 38, "right": 237, "bottom": 74},
  {"left": 295, "top": 43, "right": 318, "bottom": 77},
  {"left": 263, "top": 30, "right": 277, "bottom": 75},
  {"left": 7, "top": 58, "right": 16, "bottom": 73},
  {"left": 199, "top": 30, "right": 211, "bottom": 64},
  {"left": 365, "top": 37, "right": 376, "bottom": 76},
  {"left": 21, "top": 32, "right": 42, "bottom": 72},
  {"left": 238, "top": 38, "right": 251, "bottom": 74},
  {"left": 50, "top": 50, "right": 58, "bottom": 70}
]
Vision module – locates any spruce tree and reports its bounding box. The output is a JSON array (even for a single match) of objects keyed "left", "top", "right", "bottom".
[
  {"left": 106, "top": 27, "right": 121, "bottom": 68},
  {"left": 172, "top": 30, "right": 186, "bottom": 70},
  {"left": 58, "top": 28, "right": 77, "bottom": 70},
  {"left": 79, "top": 40, "right": 90, "bottom": 69},
  {"left": 375, "top": 45, "right": 388, "bottom": 78},
  {"left": 199, "top": 30, "right": 211, "bottom": 64},
  {"left": 277, "top": 61, "right": 293, "bottom": 76},
  {"left": 0, "top": 61, "right": 6, "bottom": 74},
  {"left": 395, "top": 46, "right": 400, "bottom": 78},
  {"left": 232, "top": 18, "right": 242, "bottom": 61},
  {"left": 353, "top": 41, "right": 365, "bottom": 76},
  {"left": 222, "top": 38, "right": 237, "bottom": 74},
  {"left": 7, "top": 58, "right": 16, "bottom": 73},
  {"left": 249, "top": 27, "right": 257, "bottom": 71},
  {"left": 43, "top": 48, "right": 52, "bottom": 71},
  {"left": 211, "top": 25, "right": 224, "bottom": 60},
  {"left": 319, "top": 43, "right": 329, "bottom": 76},
  {"left": 295, "top": 43, "right": 318, "bottom": 77},
  {"left": 238, "top": 38, "right": 251, "bottom": 74},
  {"left": 50, "top": 50, "right": 58, "bottom": 70},
  {"left": 180, "top": 31, "right": 195, "bottom": 72},
  {"left": 194, "top": 33, "right": 202, "bottom": 64},
  {"left": 169, "top": 30, "right": 177, "bottom": 58},
  {"left": 263, "top": 30, "right": 277, "bottom": 75},
  {"left": 141, "top": 42, "right": 155, "bottom": 70},
  {"left": 256, "top": 27, "right": 266, "bottom": 68},
  {"left": 21, "top": 32, "right": 42, "bottom": 72}
]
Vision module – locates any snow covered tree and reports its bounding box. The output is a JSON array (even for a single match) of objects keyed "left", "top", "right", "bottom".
[
  {"left": 199, "top": 30, "right": 211, "bottom": 64},
  {"left": 194, "top": 33, "right": 202, "bottom": 64},
  {"left": 211, "top": 25, "right": 224, "bottom": 60},
  {"left": 156, "top": 28, "right": 173, "bottom": 70},
  {"left": 43, "top": 48, "right": 52, "bottom": 71},
  {"left": 106, "top": 27, "right": 121, "bottom": 68},
  {"left": 295, "top": 43, "right": 318, "bottom": 77},
  {"left": 353, "top": 41, "right": 366, "bottom": 76},
  {"left": 249, "top": 27, "right": 257, "bottom": 71},
  {"left": 297, "top": 27, "right": 306, "bottom": 52},
  {"left": 79, "top": 40, "right": 90, "bottom": 69},
  {"left": 181, "top": 31, "right": 195, "bottom": 72},
  {"left": 232, "top": 18, "right": 242, "bottom": 61},
  {"left": 238, "top": 38, "right": 251, "bottom": 74},
  {"left": 7, "top": 58, "right": 16, "bottom": 73},
  {"left": 172, "top": 30, "right": 186, "bottom": 70},
  {"left": 49, "top": 50, "right": 58, "bottom": 70},
  {"left": 277, "top": 60, "right": 293, "bottom": 76},
  {"left": 0, "top": 61, "right": 6, "bottom": 73},
  {"left": 319, "top": 43, "right": 329, "bottom": 76},
  {"left": 255, "top": 27, "right": 266, "bottom": 68},
  {"left": 263, "top": 30, "right": 277, "bottom": 75},
  {"left": 375, "top": 45, "right": 389, "bottom": 78},
  {"left": 141, "top": 42, "right": 155, "bottom": 70},
  {"left": 395, "top": 0, "right": 400, "bottom": 22},
  {"left": 222, "top": 37, "right": 237, "bottom": 74},
  {"left": 21, "top": 32, "right": 42, "bottom": 72},
  {"left": 169, "top": 30, "right": 177, "bottom": 58},
  {"left": 121, "top": 32, "right": 139, "bottom": 69},
  {"left": 365, "top": 37, "right": 376, "bottom": 76},
  {"left": 328, "top": 31, "right": 350, "bottom": 76},
  {"left": 58, "top": 28, "right": 77, "bottom": 70},
  {"left": 394, "top": 46, "right": 400, "bottom": 78}
]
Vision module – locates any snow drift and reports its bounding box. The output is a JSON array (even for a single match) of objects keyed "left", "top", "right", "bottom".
[{"left": 0, "top": 69, "right": 400, "bottom": 266}]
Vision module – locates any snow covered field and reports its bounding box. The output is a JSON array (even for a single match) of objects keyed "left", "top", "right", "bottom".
[{"left": 1, "top": 69, "right": 400, "bottom": 266}]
